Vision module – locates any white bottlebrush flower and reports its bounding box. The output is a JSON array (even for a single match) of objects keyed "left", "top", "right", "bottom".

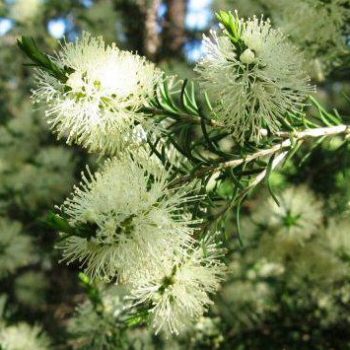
[
  {"left": 252, "top": 185, "right": 323, "bottom": 240},
  {"left": 68, "top": 285, "right": 130, "bottom": 349},
  {"left": 268, "top": 0, "right": 350, "bottom": 79},
  {"left": 3, "top": 146, "right": 76, "bottom": 211},
  {"left": 31, "top": 146, "right": 76, "bottom": 203},
  {"left": 0, "top": 323, "right": 51, "bottom": 350},
  {"left": 9, "top": 0, "right": 42, "bottom": 23},
  {"left": 220, "top": 280, "right": 275, "bottom": 330},
  {"left": 0, "top": 218, "right": 34, "bottom": 277},
  {"left": 0, "top": 112, "right": 42, "bottom": 165},
  {"left": 128, "top": 236, "right": 226, "bottom": 335},
  {"left": 33, "top": 32, "right": 162, "bottom": 154},
  {"left": 125, "top": 327, "right": 159, "bottom": 350},
  {"left": 192, "top": 316, "right": 224, "bottom": 347},
  {"left": 0, "top": 111, "right": 76, "bottom": 211},
  {"left": 325, "top": 219, "right": 350, "bottom": 258},
  {"left": 217, "top": 1, "right": 349, "bottom": 79},
  {"left": 59, "top": 156, "right": 197, "bottom": 280},
  {"left": 14, "top": 271, "right": 48, "bottom": 308},
  {"left": 195, "top": 12, "right": 313, "bottom": 143},
  {"left": 252, "top": 258, "right": 285, "bottom": 279},
  {"left": 288, "top": 243, "right": 347, "bottom": 289}
]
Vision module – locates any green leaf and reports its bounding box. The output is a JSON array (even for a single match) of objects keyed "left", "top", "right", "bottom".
[
  {"left": 78, "top": 273, "right": 103, "bottom": 311},
  {"left": 126, "top": 309, "right": 149, "bottom": 327},
  {"left": 78, "top": 272, "right": 91, "bottom": 286},
  {"left": 47, "top": 211, "right": 75, "bottom": 234},
  {"left": 17, "top": 36, "right": 71, "bottom": 82},
  {"left": 266, "top": 155, "right": 280, "bottom": 207},
  {"left": 216, "top": 10, "right": 244, "bottom": 45},
  {"left": 235, "top": 198, "right": 244, "bottom": 247},
  {"left": 309, "top": 95, "right": 342, "bottom": 126}
]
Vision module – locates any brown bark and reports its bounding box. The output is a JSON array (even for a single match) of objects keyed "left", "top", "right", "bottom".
[
  {"left": 112, "top": 0, "right": 147, "bottom": 54},
  {"left": 143, "top": 0, "right": 162, "bottom": 61},
  {"left": 162, "top": 0, "right": 186, "bottom": 58}
]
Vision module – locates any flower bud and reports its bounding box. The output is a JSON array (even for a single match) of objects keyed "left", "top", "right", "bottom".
[{"left": 240, "top": 48, "right": 255, "bottom": 64}]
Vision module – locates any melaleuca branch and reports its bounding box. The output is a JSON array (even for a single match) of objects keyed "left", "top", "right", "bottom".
[
  {"left": 169, "top": 124, "right": 350, "bottom": 187},
  {"left": 16, "top": 8, "right": 350, "bottom": 339}
]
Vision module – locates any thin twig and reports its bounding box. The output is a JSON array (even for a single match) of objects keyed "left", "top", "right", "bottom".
[{"left": 169, "top": 124, "right": 350, "bottom": 187}]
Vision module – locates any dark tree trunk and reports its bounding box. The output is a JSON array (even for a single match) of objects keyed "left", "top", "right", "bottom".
[
  {"left": 143, "top": 0, "right": 162, "bottom": 61},
  {"left": 161, "top": 0, "right": 187, "bottom": 59},
  {"left": 112, "top": 0, "right": 147, "bottom": 54}
]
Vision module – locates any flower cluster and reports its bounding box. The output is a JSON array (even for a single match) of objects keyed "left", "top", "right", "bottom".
[
  {"left": 127, "top": 235, "right": 225, "bottom": 334},
  {"left": 325, "top": 219, "right": 350, "bottom": 259},
  {"left": 13, "top": 2, "right": 350, "bottom": 348},
  {"left": 195, "top": 11, "right": 313, "bottom": 143},
  {"left": 0, "top": 112, "right": 76, "bottom": 212},
  {"left": 218, "top": 0, "right": 350, "bottom": 80},
  {"left": 59, "top": 156, "right": 196, "bottom": 278},
  {"left": 268, "top": 0, "right": 350, "bottom": 80},
  {"left": 68, "top": 285, "right": 130, "bottom": 349},
  {"left": 33, "top": 32, "right": 162, "bottom": 154},
  {"left": 0, "top": 323, "right": 51, "bottom": 350},
  {"left": 59, "top": 156, "right": 226, "bottom": 334},
  {"left": 0, "top": 218, "right": 34, "bottom": 277},
  {"left": 14, "top": 271, "right": 48, "bottom": 308},
  {"left": 252, "top": 185, "right": 323, "bottom": 241},
  {"left": 24, "top": 30, "right": 228, "bottom": 336},
  {"left": 217, "top": 192, "right": 350, "bottom": 339},
  {"left": 9, "top": 0, "right": 42, "bottom": 23}
]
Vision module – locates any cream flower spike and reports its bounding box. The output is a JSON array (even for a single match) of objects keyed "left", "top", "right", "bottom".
[
  {"left": 58, "top": 155, "right": 199, "bottom": 280},
  {"left": 0, "top": 323, "right": 51, "bottom": 350},
  {"left": 0, "top": 218, "right": 34, "bottom": 277},
  {"left": 9, "top": 0, "right": 42, "bottom": 23},
  {"left": 270, "top": 0, "right": 350, "bottom": 79},
  {"left": 127, "top": 234, "right": 226, "bottom": 335},
  {"left": 252, "top": 185, "right": 323, "bottom": 240},
  {"left": 325, "top": 219, "right": 350, "bottom": 258},
  {"left": 195, "top": 11, "right": 314, "bottom": 144},
  {"left": 33, "top": 32, "right": 162, "bottom": 155}
]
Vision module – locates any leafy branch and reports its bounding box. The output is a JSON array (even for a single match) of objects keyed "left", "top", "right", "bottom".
[
  {"left": 17, "top": 36, "right": 73, "bottom": 82},
  {"left": 18, "top": 35, "right": 350, "bottom": 245},
  {"left": 169, "top": 124, "right": 350, "bottom": 187}
]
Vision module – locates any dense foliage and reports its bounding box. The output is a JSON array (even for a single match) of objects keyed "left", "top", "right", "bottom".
[{"left": 0, "top": 0, "right": 350, "bottom": 349}]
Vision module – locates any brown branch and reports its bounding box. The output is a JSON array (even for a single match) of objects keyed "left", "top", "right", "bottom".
[{"left": 169, "top": 124, "right": 350, "bottom": 187}]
